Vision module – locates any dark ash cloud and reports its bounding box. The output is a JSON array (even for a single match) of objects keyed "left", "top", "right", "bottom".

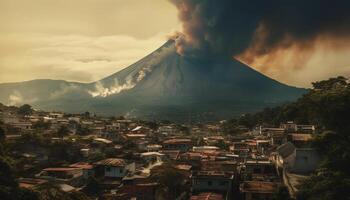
[{"left": 170, "top": 0, "right": 350, "bottom": 59}]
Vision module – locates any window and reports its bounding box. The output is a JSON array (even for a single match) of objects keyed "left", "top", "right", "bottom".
[
  {"left": 220, "top": 181, "right": 228, "bottom": 186},
  {"left": 106, "top": 167, "right": 111, "bottom": 172},
  {"left": 119, "top": 169, "right": 123, "bottom": 173},
  {"left": 208, "top": 181, "right": 212, "bottom": 186}
]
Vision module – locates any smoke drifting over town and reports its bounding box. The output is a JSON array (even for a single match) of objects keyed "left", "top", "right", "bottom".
[{"left": 170, "top": 0, "right": 350, "bottom": 64}]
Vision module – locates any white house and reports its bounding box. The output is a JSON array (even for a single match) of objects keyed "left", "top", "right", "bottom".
[{"left": 94, "top": 158, "right": 135, "bottom": 178}]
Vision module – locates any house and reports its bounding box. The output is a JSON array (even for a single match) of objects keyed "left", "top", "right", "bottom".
[
  {"left": 280, "top": 121, "right": 298, "bottom": 133},
  {"left": 269, "top": 133, "right": 287, "bottom": 146},
  {"left": 275, "top": 142, "right": 321, "bottom": 173},
  {"left": 115, "top": 182, "right": 158, "bottom": 200},
  {"left": 140, "top": 152, "right": 165, "bottom": 164},
  {"left": 288, "top": 133, "right": 312, "bottom": 147},
  {"left": 260, "top": 127, "right": 285, "bottom": 136},
  {"left": 92, "top": 126, "right": 105, "bottom": 135},
  {"left": 131, "top": 126, "right": 150, "bottom": 135},
  {"left": 296, "top": 125, "right": 315, "bottom": 134},
  {"left": 18, "top": 178, "right": 48, "bottom": 189},
  {"left": 256, "top": 140, "right": 270, "bottom": 154},
  {"left": 280, "top": 122, "right": 315, "bottom": 134},
  {"left": 68, "top": 117, "right": 80, "bottom": 123},
  {"left": 80, "top": 148, "right": 90, "bottom": 157},
  {"left": 49, "top": 113, "right": 64, "bottom": 119},
  {"left": 1, "top": 113, "right": 20, "bottom": 123},
  {"left": 204, "top": 136, "right": 225, "bottom": 146},
  {"left": 193, "top": 146, "right": 220, "bottom": 152},
  {"left": 240, "top": 181, "right": 279, "bottom": 200},
  {"left": 36, "top": 167, "right": 83, "bottom": 185},
  {"left": 191, "top": 171, "right": 234, "bottom": 197},
  {"left": 200, "top": 161, "right": 237, "bottom": 175},
  {"left": 146, "top": 144, "right": 162, "bottom": 152},
  {"left": 163, "top": 138, "right": 192, "bottom": 152},
  {"left": 158, "top": 125, "right": 176, "bottom": 135},
  {"left": 241, "top": 160, "right": 276, "bottom": 181},
  {"left": 94, "top": 158, "right": 135, "bottom": 178},
  {"left": 114, "top": 119, "right": 132, "bottom": 131},
  {"left": 100, "top": 132, "right": 118, "bottom": 141},
  {"left": 285, "top": 148, "right": 321, "bottom": 173},
  {"left": 10, "top": 121, "right": 32, "bottom": 131},
  {"left": 69, "top": 162, "right": 94, "bottom": 179},
  {"left": 93, "top": 138, "right": 113, "bottom": 146},
  {"left": 275, "top": 142, "right": 296, "bottom": 168},
  {"left": 159, "top": 150, "right": 180, "bottom": 160}
]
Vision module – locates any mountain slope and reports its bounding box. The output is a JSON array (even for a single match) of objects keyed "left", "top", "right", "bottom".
[{"left": 0, "top": 40, "right": 306, "bottom": 121}]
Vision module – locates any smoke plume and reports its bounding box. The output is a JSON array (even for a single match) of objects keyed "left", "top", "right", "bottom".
[{"left": 170, "top": 0, "right": 350, "bottom": 62}]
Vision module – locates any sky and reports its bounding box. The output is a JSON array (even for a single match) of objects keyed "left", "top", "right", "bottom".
[{"left": 0, "top": 0, "right": 349, "bottom": 87}]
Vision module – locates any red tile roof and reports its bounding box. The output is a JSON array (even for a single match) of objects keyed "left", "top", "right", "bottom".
[
  {"left": 94, "top": 158, "right": 127, "bottom": 167},
  {"left": 191, "top": 193, "right": 223, "bottom": 200}
]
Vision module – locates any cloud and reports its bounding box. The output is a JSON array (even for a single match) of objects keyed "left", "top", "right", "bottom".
[
  {"left": 0, "top": 33, "right": 169, "bottom": 83},
  {"left": 7, "top": 90, "right": 38, "bottom": 106},
  {"left": 8, "top": 91, "right": 23, "bottom": 106}
]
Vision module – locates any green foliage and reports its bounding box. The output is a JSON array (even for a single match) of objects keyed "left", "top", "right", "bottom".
[
  {"left": 32, "top": 120, "right": 51, "bottom": 130},
  {"left": 56, "top": 125, "right": 70, "bottom": 138},
  {"left": 144, "top": 121, "right": 159, "bottom": 130},
  {"left": 227, "top": 76, "right": 350, "bottom": 132},
  {"left": 17, "top": 104, "right": 33, "bottom": 116},
  {"left": 312, "top": 131, "right": 350, "bottom": 173},
  {"left": 151, "top": 165, "right": 188, "bottom": 199},
  {"left": 297, "top": 170, "right": 350, "bottom": 200},
  {"left": 82, "top": 177, "right": 101, "bottom": 197},
  {"left": 87, "top": 151, "right": 105, "bottom": 163},
  {"left": 37, "top": 182, "right": 89, "bottom": 200},
  {"left": 222, "top": 76, "right": 350, "bottom": 200},
  {"left": 216, "top": 140, "right": 228, "bottom": 150},
  {"left": 273, "top": 186, "right": 291, "bottom": 200},
  {"left": 0, "top": 156, "right": 39, "bottom": 200},
  {"left": 75, "top": 124, "right": 90, "bottom": 136},
  {"left": 0, "top": 126, "right": 5, "bottom": 142}
]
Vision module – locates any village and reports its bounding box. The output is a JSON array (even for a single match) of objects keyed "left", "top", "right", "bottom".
[{"left": 0, "top": 104, "right": 321, "bottom": 200}]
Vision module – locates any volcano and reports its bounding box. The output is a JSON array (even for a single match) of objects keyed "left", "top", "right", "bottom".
[{"left": 0, "top": 40, "right": 306, "bottom": 121}]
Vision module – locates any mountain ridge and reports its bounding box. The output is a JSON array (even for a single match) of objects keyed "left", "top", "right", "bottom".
[{"left": 0, "top": 40, "right": 307, "bottom": 121}]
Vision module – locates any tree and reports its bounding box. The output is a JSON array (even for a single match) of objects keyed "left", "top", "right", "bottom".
[
  {"left": 32, "top": 120, "right": 51, "bottom": 130},
  {"left": 17, "top": 104, "right": 33, "bottom": 116},
  {"left": 312, "top": 76, "right": 347, "bottom": 91},
  {"left": 273, "top": 186, "right": 291, "bottom": 200},
  {"left": 56, "top": 125, "right": 70, "bottom": 138},
  {"left": 82, "top": 177, "right": 101, "bottom": 197},
  {"left": 297, "top": 170, "right": 350, "bottom": 200},
  {"left": 0, "top": 127, "right": 5, "bottom": 143},
  {"left": 0, "top": 156, "right": 39, "bottom": 200},
  {"left": 151, "top": 165, "right": 188, "bottom": 199}
]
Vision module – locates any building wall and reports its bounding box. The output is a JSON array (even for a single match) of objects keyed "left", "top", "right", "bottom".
[
  {"left": 286, "top": 149, "right": 321, "bottom": 173},
  {"left": 104, "top": 166, "right": 125, "bottom": 178},
  {"left": 192, "top": 178, "right": 232, "bottom": 192}
]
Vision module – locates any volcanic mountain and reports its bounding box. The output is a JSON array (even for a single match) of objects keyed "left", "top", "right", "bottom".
[{"left": 0, "top": 40, "right": 306, "bottom": 121}]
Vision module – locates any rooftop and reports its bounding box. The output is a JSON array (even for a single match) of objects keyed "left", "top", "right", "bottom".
[
  {"left": 93, "top": 138, "right": 113, "bottom": 144},
  {"left": 291, "top": 134, "right": 312, "bottom": 141},
  {"left": 94, "top": 158, "right": 127, "bottom": 167},
  {"left": 69, "top": 162, "right": 93, "bottom": 170},
  {"left": 277, "top": 142, "right": 295, "bottom": 158},
  {"left": 193, "top": 171, "right": 233, "bottom": 179},
  {"left": 43, "top": 167, "right": 81, "bottom": 172},
  {"left": 240, "top": 181, "right": 279, "bottom": 193},
  {"left": 191, "top": 193, "right": 224, "bottom": 200},
  {"left": 163, "top": 138, "right": 192, "bottom": 144}
]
